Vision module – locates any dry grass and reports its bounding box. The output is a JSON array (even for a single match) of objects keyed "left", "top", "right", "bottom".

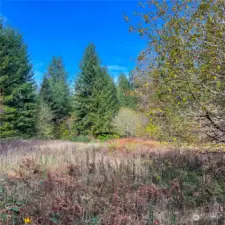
[
  {"left": 0, "top": 139, "right": 225, "bottom": 224},
  {"left": 0, "top": 140, "right": 103, "bottom": 175}
]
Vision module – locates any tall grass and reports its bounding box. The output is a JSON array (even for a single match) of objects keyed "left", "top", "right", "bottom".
[{"left": 0, "top": 140, "right": 225, "bottom": 224}]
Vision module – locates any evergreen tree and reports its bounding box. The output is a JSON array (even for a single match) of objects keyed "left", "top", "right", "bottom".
[
  {"left": 0, "top": 22, "right": 36, "bottom": 138},
  {"left": 40, "top": 57, "right": 71, "bottom": 124},
  {"left": 73, "top": 43, "right": 99, "bottom": 134},
  {"left": 39, "top": 76, "right": 53, "bottom": 107},
  {"left": 117, "top": 74, "right": 136, "bottom": 109},
  {"left": 89, "top": 68, "right": 119, "bottom": 136},
  {"left": 74, "top": 44, "right": 119, "bottom": 136},
  {"left": 36, "top": 97, "right": 54, "bottom": 138}
]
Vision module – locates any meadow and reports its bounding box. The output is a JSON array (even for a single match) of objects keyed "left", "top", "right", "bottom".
[
  {"left": 0, "top": 139, "right": 225, "bottom": 225},
  {"left": 1, "top": 1, "right": 225, "bottom": 224}
]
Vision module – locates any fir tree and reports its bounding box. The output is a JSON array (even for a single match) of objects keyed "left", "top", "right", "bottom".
[
  {"left": 40, "top": 76, "right": 53, "bottom": 107},
  {"left": 89, "top": 67, "right": 119, "bottom": 136},
  {"left": 74, "top": 44, "right": 119, "bottom": 136},
  {"left": 0, "top": 22, "right": 36, "bottom": 138},
  {"left": 73, "top": 43, "right": 99, "bottom": 134},
  {"left": 117, "top": 74, "right": 136, "bottom": 109},
  {"left": 40, "top": 57, "right": 71, "bottom": 124}
]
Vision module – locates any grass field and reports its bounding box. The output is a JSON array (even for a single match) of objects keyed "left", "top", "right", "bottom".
[{"left": 0, "top": 139, "right": 225, "bottom": 225}]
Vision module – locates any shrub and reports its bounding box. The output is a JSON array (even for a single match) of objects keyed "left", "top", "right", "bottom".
[
  {"left": 54, "top": 115, "right": 76, "bottom": 140},
  {"left": 70, "top": 135, "right": 91, "bottom": 143},
  {"left": 97, "top": 134, "right": 120, "bottom": 142},
  {"left": 112, "top": 107, "right": 148, "bottom": 137},
  {"left": 36, "top": 100, "right": 54, "bottom": 139}
]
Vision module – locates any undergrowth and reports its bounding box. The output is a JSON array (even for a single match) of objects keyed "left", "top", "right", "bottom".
[{"left": 0, "top": 140, "right": 225, "bottom": 224}]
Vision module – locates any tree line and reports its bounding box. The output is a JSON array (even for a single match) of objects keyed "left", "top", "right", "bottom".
[
  {"left": 3, "top": 0, "right": 223, "bottom": 144},
  {"left": 0, "top": 19, "right": 137, "bottom": 140}
]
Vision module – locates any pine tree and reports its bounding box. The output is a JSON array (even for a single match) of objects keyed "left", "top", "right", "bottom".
[
  {"left": 117, "top": 74, "right": 136, "bottom": 109},
  {"left": 0, "top": 22, "right": 36, "bottom": 138},
  {"left": 73, "top": 43, "right": 99, "bottom": 134},
  {"left": 89, "top": 68, "right": 119, "bottom": 136},
  {"left": 40, "top": 57, "right": 71, "bottom": 124}
]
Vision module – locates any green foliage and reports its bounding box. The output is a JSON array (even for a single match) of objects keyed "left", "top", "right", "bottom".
[
  {"left": 74, "top": 44, "right": 119, "bottom": 137},
  {"left": 112, "top": 107, "right": 148, "bottom": 137},
  {"left": 89, "top": 67, "right": 119, "bottom": 136},
  {"left": 145, "top": 118, "right": 159, "bottom": 139},
  {"left": 73, "top": 43, "right": 99, "bottom": 135},
  {"left": 39, "top": 57, "right": 71, "bottom": 138},
  {"left": 127, "top": 0, "right": 225, "bottom": 143},
  {"left": 70, "top": 135, "right": 91, "bottom": 143},
  {"left": 40, "top": 56, "right": 71, "bottom": 124},
  {"left": 54, "top": 116, "right": 76, "bottom": 140},
  {"left": 97, "top": 134, "right": 120, "bottom": 142},
  {"left": 0, "top": 22, "right": 36, "bottom": 138},
  {"left": 117, "top": 74, "right": 136, "bottom": 109},
  {"left": 36, "top": 98, "right": 54, "bottom": 139}
]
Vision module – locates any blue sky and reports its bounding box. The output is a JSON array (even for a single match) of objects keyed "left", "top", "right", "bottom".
[{"left": 0, "top": 0, "right": 147, "bottom": 85}]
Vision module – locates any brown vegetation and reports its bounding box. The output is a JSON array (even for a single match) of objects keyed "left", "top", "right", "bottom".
[{"left": 0, "top": 140, "right": 225, "bottom": 224}]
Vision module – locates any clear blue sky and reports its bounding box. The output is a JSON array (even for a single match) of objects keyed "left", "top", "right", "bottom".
[{"left": 0, "top": 0, "right": 146, "bottom": 85}]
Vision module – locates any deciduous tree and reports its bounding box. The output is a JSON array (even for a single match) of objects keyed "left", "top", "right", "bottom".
[{"left": 127, "top": 0, "right": 225, "bottom": 142}]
